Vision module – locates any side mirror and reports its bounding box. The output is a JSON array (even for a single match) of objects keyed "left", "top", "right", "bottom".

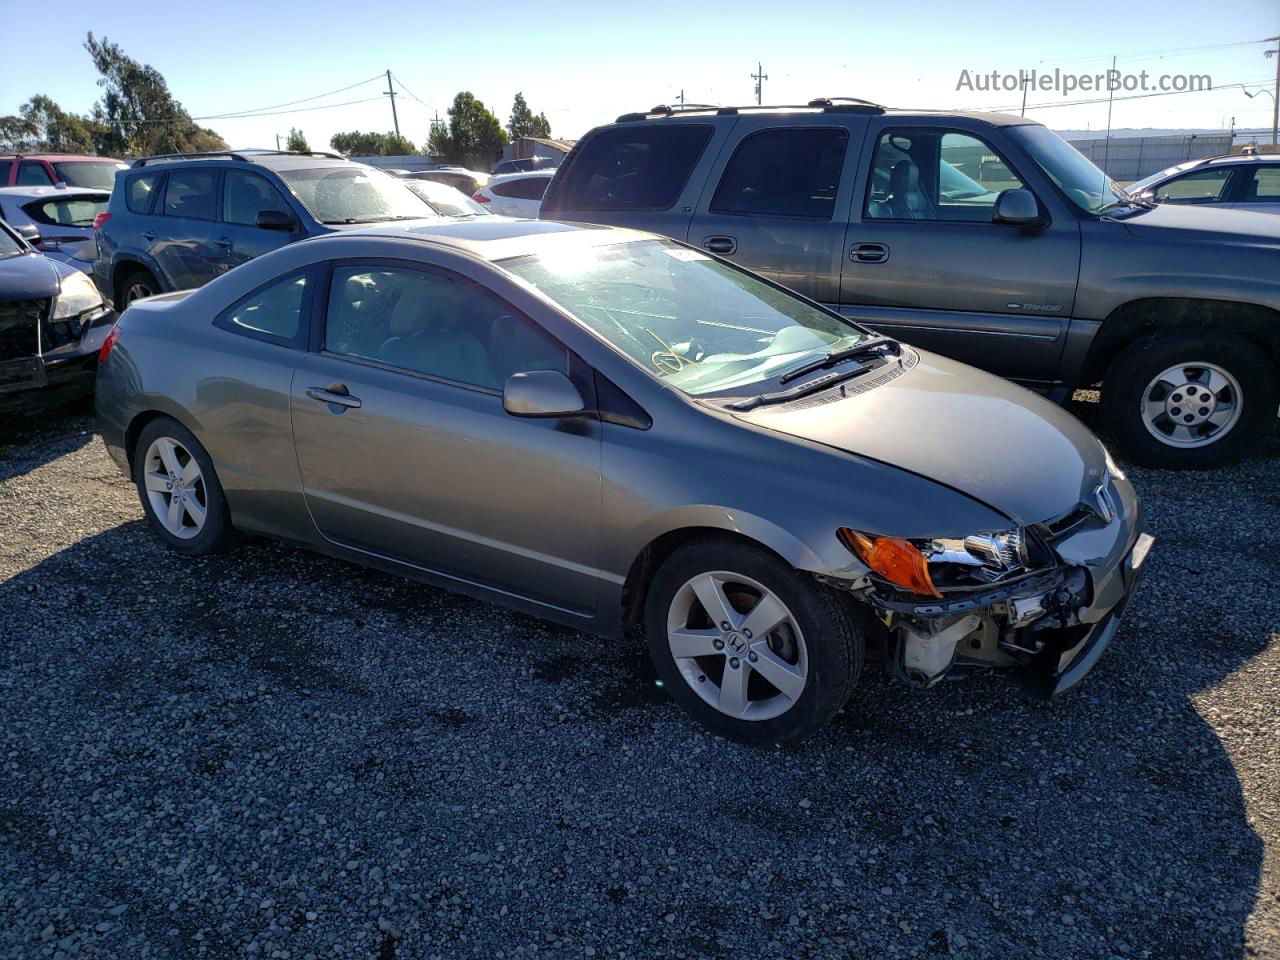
[
  {"left": 14, "top": 223, "right": 39, "bottom": 243},
  {"left": 992, "top": 188, "right": 1042, "bottom": 227},
  {"left": 1136, "top": 190, "right": 1156, "bottom": 203},
  {"left": 255, "top": 209, "right": 297, "bottom": 231},
  {"left": 503, "top": 370, "right": 586, "bottom": 418}
]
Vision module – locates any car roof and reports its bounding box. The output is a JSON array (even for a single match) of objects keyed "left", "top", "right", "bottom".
[
  {"left": 129, "top": 149, "right": 355, "bottom": 171},
  {"left": 488, "top": 170, "right": 557, "bottom": 184},
  {"left": 0, "top": 153, "right": 125, "bottom": 163},
  {"left": 609, "top": 101, "right": 1038, "bottom": 128},
  {"left": 0, "top": 185, "right": 110, "bottom": 198},
  {"left": 317, "top": 217, "right": 653, "bottom": 262}
]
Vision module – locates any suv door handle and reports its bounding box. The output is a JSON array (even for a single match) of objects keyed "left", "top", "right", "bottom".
[
  {"left": 702, "top": 236, "right": 737, "bottom": 255},
  {"left": 306, "top": 384, "right": 362, "bottom": 409},
  {"left": 215, "top": 236, "right": 232, "bottom": 248},
  {"left": 850, "top": 242, "right": 889, "bottom": 264},
  {"left": 141, "top": 231, "right": 157, "bottom": 242}
]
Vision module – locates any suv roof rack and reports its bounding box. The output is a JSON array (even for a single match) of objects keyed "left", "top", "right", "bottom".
[
  {"left": 616, "top": 98, "right": 886, "bottom": 123},
  {"left": 132, "top": 148, "right": 349, "bottom": 167}
]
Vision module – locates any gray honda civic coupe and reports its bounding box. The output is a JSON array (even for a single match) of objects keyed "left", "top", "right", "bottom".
[{"left": 95, "top": 219, "right": 1152, "bottom": 743}]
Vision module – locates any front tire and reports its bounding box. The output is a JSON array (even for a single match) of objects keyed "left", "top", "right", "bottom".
[
  {"left": 1101, "top": 327, "right": 1277, "bottom": 469},
  {"left": 117, "top": 267, "right": 159, "bottom": 307},
  {"left": 643, "top": 540, "right": 863, "bottom": 744},
  {"left": 132, "top": 418, "right": 233, "bottom": 555}
]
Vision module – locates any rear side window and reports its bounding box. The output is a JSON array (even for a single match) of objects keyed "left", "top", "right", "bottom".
[
  {"left": 23, "top": 196, "right": 107, "bottom": 227},
  {"left": 711, "top": 128, "right": 848, "bottom": 219},
  {"left": 163, "top": 170, "right": 217, "bottom": 220},
  {"left": 491, "top": 177, "right": 550, "bottom": 201},
  {"left": 126, "top": 173, "right": 160, "bottom": 213},
  {"left": 550, "top": 124, "right": 713, "bottom": 212},
  {"left": 1244, "top": 166, "right": 1280, "bottom": 202},
  {"left": 217, "top": 272, "right": 309, "bottom": 345},
  {"left": 17, "top": 162, "right": 53, "bottom": 186}
]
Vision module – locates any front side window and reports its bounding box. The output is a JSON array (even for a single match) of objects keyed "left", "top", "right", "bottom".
[
  {"left": 276, "top": 166, "right": 433, "bottom": 224},
  {"left": 492, "top": 177, "right": 551, "bottom": 201},
  {"left": 126, "top": 173, "right": 160, "bottom": 214},
  {"left": 51, "top": 161, "right": 127, "bottom": 190},
  {"left": 1242, "top": 166, "right": 1280, "bottom": 202},
  {"left": 712, "top": 128, "right": 848, "bottom": 219},
  {"left": 163, "top": 170, "right": 217, "bottom": 220},
  {"left": 223, "top": 170, "right": 290, "bottom": 225},
  {"left": 502, "top": 238, "right": 871, "bottom": 397},
  {"left": 24, "top": 196, "right": 108, "bottom": 227},
  {"left": 1152, "top": 168, "right": 1234, "bottom": 204},
  {"left": 865, "top": 130, "right": 1025, "bottom": 222},
  {"left": 17, "top": 162, "right": 53, "bottom": 186},
  {"left": 325, "top": 265, "right": 565, "bottom": 390},
  {"left": 547, "top": 124, "right": 713, "bottom": 213},
  {"left": 221, "top": 273, "right": 308, "bottom": 342}
]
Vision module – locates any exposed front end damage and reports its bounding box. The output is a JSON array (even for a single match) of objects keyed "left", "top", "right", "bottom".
[{"left": 822, "top": 489, "right": 1154, "bottom": 697}]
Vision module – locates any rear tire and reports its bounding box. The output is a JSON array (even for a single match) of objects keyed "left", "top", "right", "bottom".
[
  {"left": 116, "top": 267, "right": 159, "bottom": 307},
  {"left": 643, "top": 540, "right": 863, "bottom": 745},
  {"left": 1101, "top": 327, "right": 1277, "bottom": 469},
  {"left": 132, "top": 417, "right": 234, "bottom": 555}
]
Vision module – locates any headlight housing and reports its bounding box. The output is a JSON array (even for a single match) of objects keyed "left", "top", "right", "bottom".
[
  {"left": 51, "top": 270, "right": 104, "bottom": 321},
  {"left": 840, "top": 526, "right": 1044, "bottom": 597}
]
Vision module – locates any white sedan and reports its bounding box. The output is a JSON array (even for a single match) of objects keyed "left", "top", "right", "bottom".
[{"left": 474, "top": 170, "right": 554, "bottom": 218}]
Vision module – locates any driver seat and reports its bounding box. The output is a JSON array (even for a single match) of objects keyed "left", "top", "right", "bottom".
[{"left": 886, "top": 160, "right": 931, "bottom": 219}]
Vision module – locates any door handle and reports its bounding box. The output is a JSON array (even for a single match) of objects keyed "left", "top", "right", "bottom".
[
  {"left": 141, "top": 231, "right": 157, "bottom": 242},
  {"left": 702, "top": 235, "right": 737, "bottom": 255},
  {"left": 215, "top": 236, "right": 232, "bottom": 248},
  {"left": 306, "top": 384, "right": 362, "bottom": 409},
  {"left": 850, "top": 242, "right": 889, "bottom": 264}
]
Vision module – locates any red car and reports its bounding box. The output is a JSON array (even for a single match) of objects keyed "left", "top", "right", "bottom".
[{"left": 2, "top": 154, "right": 128, "bottom": 191}]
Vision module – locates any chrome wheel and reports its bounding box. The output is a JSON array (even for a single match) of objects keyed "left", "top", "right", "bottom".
[
  {"left": 1140, "top": 361, "right": 1242, "bottom": 448},
  {"left": 666, "top": 571, "right": 807, "bottom": 721},
  {"left": 124, "top": 278, "right": 156, "bottom": 304},
  {"left": 142, "top": 437, "right": 207, "bottom": 539}
]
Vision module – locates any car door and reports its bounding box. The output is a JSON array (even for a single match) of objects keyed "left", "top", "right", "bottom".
[
  {"left": 1226, "top": 164, "right": 1280, "bottom": 214},
  {"left": 685, "top": 117, "right": 869, "bottom": 304},
  {"left": 289, "top": 258, "right": 603, "bottom": 614},
  {"left": 152, "top": 167, "right": 222, "bottom": 290},
  {"left": 215, "top": 169, "right": 298, "bottom": 274},
  {"left": 837, "top": 123, "right": 1081, "bottom": 384}
]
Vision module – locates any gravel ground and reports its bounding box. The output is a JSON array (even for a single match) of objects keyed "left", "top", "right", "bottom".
[{"left": 1, "top": 397, "right": 1277, "bottom": 960}]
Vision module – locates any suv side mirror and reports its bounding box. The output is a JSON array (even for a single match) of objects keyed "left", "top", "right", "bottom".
[
  {"left": 503, "top": 370, "right": 586, "bottom": 418},
  {"left": 992, "top": 189, "right": 1042, "bottom": 227},
  {"left": 256, "top": 209, "right": 297, "bottom": 231}
]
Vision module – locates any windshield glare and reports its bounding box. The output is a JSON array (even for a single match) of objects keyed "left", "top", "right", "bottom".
[
  {"left": 503, "top": 239, "right": 869, "bottom": 396},
  {"left": 52, "top": 161, "right": 127, "bottom": 190},
  {"left": 1009, "top": 125, "right": 1128, "bottom": 215},
  {"left": 403, "top": 179, "right": 489, "bottom": 217},
  {"left": 278, "top": 166, "right": 436, "bottom": 223},
  {"left": 0, "top": 225, "right": 24, "bottom": 257}
]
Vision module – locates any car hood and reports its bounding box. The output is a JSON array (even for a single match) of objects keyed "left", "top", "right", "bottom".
[
  {"left": 731, "top": 350, "right": 1110, "bottom": 526},
  {"left": 1118, "top": 201, "right": 1280, "bottom": 245},
  {"left": 0, "top": 251, "right": 62, "bottom": 299}
]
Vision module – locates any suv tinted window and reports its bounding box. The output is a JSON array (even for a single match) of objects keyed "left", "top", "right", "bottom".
[
  {"left": 224, "top": 170, "right": 289, "bottom": 225},
  {"left": 865, "top": 130, "right": 1025, "bottom": 222},
  {"left": 325, "top": 265, "right": 566, "bottom": 389},
  {"left": 17, "top": 162, "right": 53, "bottom": 186},
  {"left": 551, "top": 125, "right": 713, "bottom": 212},
  {"left": 711, "top": 128, "right": 848, "bottom": 219},
  {"left": 491, "top": 177, "right": 550, "bottom": 201},
  {"left": 126, "top": 173, "right": 160, "bottom": 213},
  {"left": 163, "top": 170, "right": 217, "bottom": 220}
]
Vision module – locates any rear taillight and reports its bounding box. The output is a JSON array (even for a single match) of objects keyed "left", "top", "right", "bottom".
[
  {"left": 92, "top": 212, "right": 111, "bottom": 230},
  {"left": 473, "top": 192, "right": 490, "bottom": 204},
  {"left": 98, "top": 324, "right": 121, "bottom": 364}
]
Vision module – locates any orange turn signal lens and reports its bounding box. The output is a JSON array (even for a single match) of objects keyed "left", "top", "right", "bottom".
[{"left": 839, "top": 529, "right": 941, "bottom": 599}]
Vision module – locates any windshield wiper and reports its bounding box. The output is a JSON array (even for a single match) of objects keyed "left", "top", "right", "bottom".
[
  {"left": 730, "top": 365, "right": 872, "bottom": 412},
  {"left": 1099, "top": 192, "right": 1153, "bottom": 214},
  {"left": 777, "top": 336, "right": 900, "bottom": 385}
]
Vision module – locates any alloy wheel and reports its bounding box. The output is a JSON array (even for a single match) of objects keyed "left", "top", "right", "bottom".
[
  {"left": 1140, "top": 361, "right": 1242, "bottom": 448},
  {"left": 125, "top": 279, "right": 155, "bottom": 304},
  {"left": 142, "top": 437, "right": 208, "bottom": 539},
  {"left": 666, "top": 571, "right": 808, "bottom": 721}
]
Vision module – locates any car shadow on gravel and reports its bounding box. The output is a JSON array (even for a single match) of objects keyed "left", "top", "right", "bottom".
[
  {"left": 0, "top": 401, "right": 96, "bottom": 485},
  {"left": 1, "top": 446, "right": 1274, "bottom": 958}
]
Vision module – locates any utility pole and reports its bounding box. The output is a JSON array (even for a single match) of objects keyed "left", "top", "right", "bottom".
[
  {"left": 1267, "top": 36, "right": 1279, "bottom": 149},
  {"left": 275, "top": 133, "right": 281, "bottom": 150},
  {"left": 385, "top": 69, "right": 401, "bottom": 139},
  {"left": 1102, "top": 55, "right": 1116, "bottom": 185},
  {"left": 676, "top": 89, "right": 685, "bottom": 106},
  {"left": 751, "top": 62, "right": 768, "bottom": 105},
  {"left": 1019, "top": 69, "right": 1029, "bottom": 116}
]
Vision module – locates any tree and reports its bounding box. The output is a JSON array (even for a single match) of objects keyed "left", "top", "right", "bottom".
[
  {"left": 0, "top": 95, "right": 95, "bottom": 154},
  {"left": 430, "top": 92, "right": 508, "bottom": 169},
  {"left": 328, "top": 131, "right": 416, "bottom": 156},
  {"left": 83, "top": 33, "right": 226, "bottom": 156},
  {"left": 507, "top": 92, "right": 551, "bottom": 141},
  {"left": 286, "top": 127, "right": 310, "bottom": 153}
]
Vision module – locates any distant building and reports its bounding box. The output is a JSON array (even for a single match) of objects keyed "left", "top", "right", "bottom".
[{"left": 500, "top": 137, "right": 575, "bottom": 166}]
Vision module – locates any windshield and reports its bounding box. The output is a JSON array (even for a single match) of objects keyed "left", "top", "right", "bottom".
[
  {"left": 277, "top": 166, "right": 436, "bottom": 224},
  {"left": 0, "top": 223, "right": 24, "bottom": 258},
  {"left": 403, "top": 178, "right": 489, "bottom": 217},
  {"left": 52, "top": 160, "right": 127, "bottom": 190},
  {"left": 1008, "top": 125, "right": 1129, "bottom": 215},
  {"left": 502, "top": 238, "right": 871, "bottom": 396}
]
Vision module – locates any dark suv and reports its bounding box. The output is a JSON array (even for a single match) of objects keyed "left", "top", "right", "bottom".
[
  {"left": 541, "top": 99, "right": 1280, "bottom": 468},
  {"left": 94, "top": 150, "right": 437, "bottom": 307}
]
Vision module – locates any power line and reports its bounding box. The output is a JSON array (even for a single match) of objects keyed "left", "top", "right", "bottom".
[
  {"left": 391, "top": 73, "right": 433, "bottom": 110},
  {"left": 1032, "top": 37, "right": 1274, "bottom": 68},
  {"left": 971, "top": 75, "right": 1276, "bottom": 113},
  {"left": 197, "top": 73, "right": 385, "bottom": 120},
  {"left": 98, "top": 95, "right": 386, "bottom": 125}
]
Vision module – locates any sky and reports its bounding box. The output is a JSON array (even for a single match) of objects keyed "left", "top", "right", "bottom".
[{"left": 1, "top": 0, "right": 1277, "bottom": 154}]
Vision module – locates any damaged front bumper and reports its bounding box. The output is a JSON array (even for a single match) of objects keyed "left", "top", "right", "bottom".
[{"left": 826, "top": 506, "right": 1154, "bottom": 697}]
